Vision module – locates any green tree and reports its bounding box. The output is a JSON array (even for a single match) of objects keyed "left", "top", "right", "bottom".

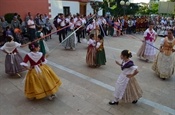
[
  {"left": 149, "top": 3, "right": 158, "bottom": 14},
  {"left": 137, "top": 3, "right": 158, "bottom": 15},
  {"left": 102, "top": 0, "right": 139, "bottom": 16},
  {"left": 137, "top": 5, "right": 149, "bottom": 15}
]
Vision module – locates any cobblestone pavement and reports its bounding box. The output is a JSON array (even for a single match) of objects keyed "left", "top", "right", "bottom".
[{"left": 0, "top": 33, "right": 175, "bottom": 115}]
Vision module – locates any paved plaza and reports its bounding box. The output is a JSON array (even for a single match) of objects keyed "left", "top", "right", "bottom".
[{"left": 0, "top": 33, "right": 175, "bottom": 115}]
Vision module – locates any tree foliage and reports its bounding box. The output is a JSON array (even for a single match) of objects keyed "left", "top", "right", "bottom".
[
  {"left": 101, "top": 0, "right": 139, "bottom": 16},
  {"left": 137, "top": 3, "right": 158, "bottom": 15},
  {"left": 150, "top": 3, "right": 158, "bottom": 14}
]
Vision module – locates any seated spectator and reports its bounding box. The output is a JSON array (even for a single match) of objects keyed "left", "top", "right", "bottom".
[
  {"left": 0, "top": 17, "right": 9, "bottom": 31},
  {"left": 5, "top": 26, "right": 13, "bottom": 36}
]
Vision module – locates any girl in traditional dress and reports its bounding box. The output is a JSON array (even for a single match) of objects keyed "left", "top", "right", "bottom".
[
  {"left": 109, "top": 50, "right": 143, "bottom": 105},
  {"left": 96, "top": 35, "right": 106, "bottom": 67},
  {"left": 36, "top": 26, "right": 49, "bottom": 57},
  {"left": 86, "top": 34, "right": 96, "bottom": 67},
  {"left": 114, "top": 19, "right": 120, "bottom": 36},
  {"left": 152, "top": 29, "right": 175, "bottom": 80},
  {"left": 0, "top": 35, "right": 25, "bottom": 77},
  {"left": 63, "top": 18, "right": 76, "bottom": 50},
  {"left": 20, "top": 42, "right": 62, "bottom": 100},
  {"left": 137, "top": 22, "right": 157, "bottom": 62},
  {"left": 173, "top": 25, "right": 175, "bottom": 37}
]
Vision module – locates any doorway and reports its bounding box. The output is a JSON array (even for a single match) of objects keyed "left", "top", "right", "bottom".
[{"left": 80, "top": 3, "right": 86, "bottom": 16}]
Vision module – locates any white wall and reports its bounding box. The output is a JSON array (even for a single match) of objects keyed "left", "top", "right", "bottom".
[
  {"left": 49, "top": 0, "right": 80, "bottom": 19},
  {"left": 49, "top": 0, "right": 101, "bottom": 18},
  {"left": 86, "top": 3, "right": 93, "bottom": 15}
]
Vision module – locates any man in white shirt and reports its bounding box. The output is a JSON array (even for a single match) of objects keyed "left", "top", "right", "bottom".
[
  {"left": 75, "top": 14, "right": 82, "bottom": 43},
  {"left": 98, "top": 16, "right": 105, "bottom": 37},
  {"left": 102, "top": 17, "right": 107, "bottom": 36},
  {"left": 57, "top": 13, "right": 66, "bottom": 43},
  {"left": 81, "top": 15, "right": 87, "bottom": 39},
  {"left": 127, "top": 18, "right": 133, "bottom": 34},
  {"left": 27, "top": 16, "right": 36, "bottom": 41},
  {"left": 65, "top": 15, "right": 70, "bottom": 35}
]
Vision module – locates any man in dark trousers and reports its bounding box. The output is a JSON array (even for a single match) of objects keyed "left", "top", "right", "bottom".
[
  {"left": 75, "top": 14, "right": 82, "bottom": 43},
  {"left": 57, "top": 13, "right": 66, "bottom": 43}
]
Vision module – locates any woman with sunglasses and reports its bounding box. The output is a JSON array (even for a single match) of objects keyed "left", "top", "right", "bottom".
[{"left": 152, "top": 29, "right": 175, "bottom": 80}]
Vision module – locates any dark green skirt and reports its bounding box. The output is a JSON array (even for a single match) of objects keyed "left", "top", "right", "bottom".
[
  {"left": 96, "top": 49, "right": 106, "bottom": 65},
  {"left": 39, "top": 40, "right": 46, "bottom": 55}
]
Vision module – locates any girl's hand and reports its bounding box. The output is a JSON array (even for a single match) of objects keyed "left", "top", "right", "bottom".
[
  {"left": 127, "top": 69, "right": 139, "bottom": 78},
  {"left": 115, "top": 60, "right": 121, "bottom": 66},
  {"left": 126, "top": 74, "right": 133, "bottom": 78},
  {"left": 26, "top": 67, "right": 31, "bottom": 71},
  {"left": 20, "top": 44, "right": 26, "bottom": 48},
  {"left": 160, "top": 49, "right": 163, "bottom": 52}
]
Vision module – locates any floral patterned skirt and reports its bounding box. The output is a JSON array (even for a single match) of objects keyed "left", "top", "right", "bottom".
[{"left": 152, "top": 52, "right": 175, "bottom": 79}]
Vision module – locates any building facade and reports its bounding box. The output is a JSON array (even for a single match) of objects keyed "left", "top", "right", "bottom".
[
  {"left": 0, "top": 0, "right": 50, "bottom": 20},
  {"left": 49, "top": 0, "right": 102, "bottom": 18},
  {"left": 0, "top": 0, "right": 102, "bottom": 20}
]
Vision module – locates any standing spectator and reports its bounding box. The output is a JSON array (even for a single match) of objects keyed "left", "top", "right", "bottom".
[
  {"left": 0, "top": 26, "right": 5, "bottom": 46},
  {"left": 81, "top": 15, "right": 86, "bottom": 39},
  {"left": 45, "top": 18, "right": 53, "bottom": 39},
  {"left": 127, "top": 18, "right": 133, "bottom": 34},
  {"left": 75, "top": 14, "right": 82, "bottom": 43},
  {"left": 25, "top": 12, "right": 31, "bottom": 24},
  {"left": 34, "top": 13, "right": 40, "bottom": 27},
  {"left": 27, "top": 16, "right": 36, "bottom": 41},
  {"left": 38, "top": 14, "right": 47, "bottom": 36},
  {"left": 11, "top": 17, "right": 21, "bottom": 31},
  {"left": 0, "top": 17, "right": 9, "bottom": 31},
  {"left": 57, "top": 13, "right": 66, "bottom": 43}
]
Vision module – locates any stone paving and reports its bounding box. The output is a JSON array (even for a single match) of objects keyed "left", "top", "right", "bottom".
[{"left": 0, "top": 33, "right": 175, "bottom": 115}]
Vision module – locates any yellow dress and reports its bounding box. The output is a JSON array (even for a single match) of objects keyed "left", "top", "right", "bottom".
[{"left": 21, "top": 52, "right": 62, "bottom": 99}]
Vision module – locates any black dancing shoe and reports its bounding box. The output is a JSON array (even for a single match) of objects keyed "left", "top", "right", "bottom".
[
  {"left": 109, "top": 101, "right": 119, "bottom": 105},
  {"left": 162, "top": 78, "right": 166, "bottom": 80},
  {"left": 132, "top": 100, "right": 138, "bottom": 104}
]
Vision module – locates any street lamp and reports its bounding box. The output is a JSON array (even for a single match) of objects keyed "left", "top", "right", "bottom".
[{"left": 120, "top": 0, "right": 130, "bottom": 15}]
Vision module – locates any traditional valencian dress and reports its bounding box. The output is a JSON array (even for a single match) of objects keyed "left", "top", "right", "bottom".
[
  {"left": 86, "top": 38, "right": 96, "bottom": 66},
  {"left": 20, "top": 52, "right": 62, "bottom": 99},
  {"left": 152, "top": 37, "right": 175, "bottom": 79},
  {"left": 36, "top": 31, "right": 49, "bottom": 56},
  {"left": 114, "top": 60, "right": 142, "bottom": 103},
  {"left": 0, "top": 41, "right": 25, "bottom": 75},
  {"left": 62, "top": 22, "right": 76, "bottom": 50},
  {"left": 96, "top": 40, "right": 106, "bottom": 66},
  {"left": 137, "top": 28, "right": 157, "bottom": 62}
]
